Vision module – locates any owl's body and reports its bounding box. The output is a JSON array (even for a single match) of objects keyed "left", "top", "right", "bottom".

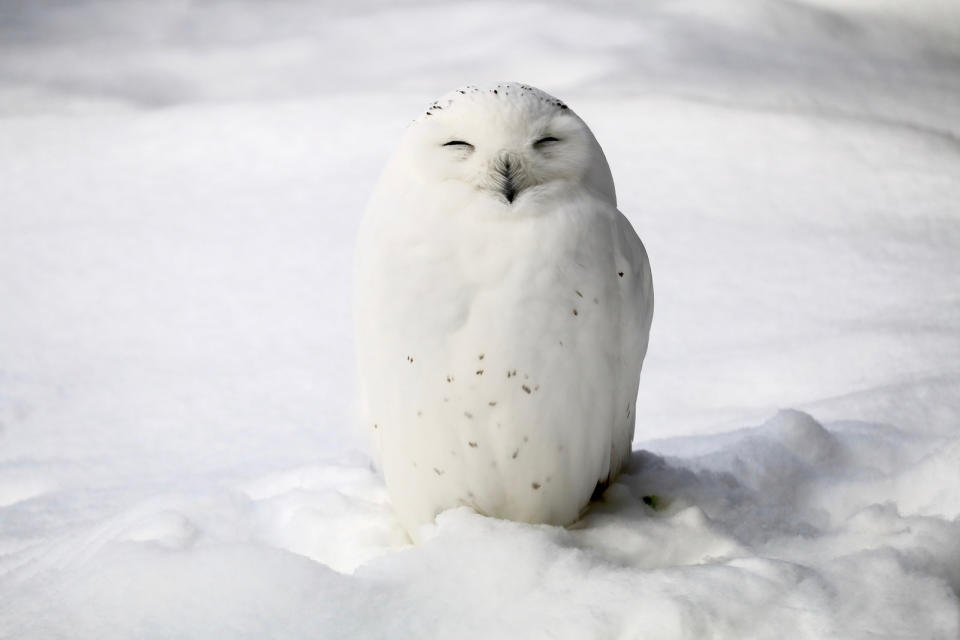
[{"left": 356, "top": 84, "right": 653, "bottom": 540}]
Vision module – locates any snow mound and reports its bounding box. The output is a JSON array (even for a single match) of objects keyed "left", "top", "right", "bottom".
[{"left": 1, "top": 412, "right": 958, "bottom": 638}]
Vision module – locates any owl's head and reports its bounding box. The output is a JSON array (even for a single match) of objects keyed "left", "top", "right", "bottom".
[{"left": 394, "top": 83, "right": 616, "bottom": 211}]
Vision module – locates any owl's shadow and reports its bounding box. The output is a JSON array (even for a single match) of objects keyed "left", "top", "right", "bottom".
[
  {"left": 567, "top": 439, "right": 832, "bottom": 572},
  {"left": 580, "top": 449, "right": 712, "bottom": 517},
  {"left": 550, "top": 449, "right": 757, "bottom": 568},
  {"left": 570, "top": 448, "right": 751, "bottom": 533}
]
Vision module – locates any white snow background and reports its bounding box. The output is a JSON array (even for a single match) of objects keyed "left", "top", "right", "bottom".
[{"left": 1, "top": 0, "right": 959, "bottom": 637}]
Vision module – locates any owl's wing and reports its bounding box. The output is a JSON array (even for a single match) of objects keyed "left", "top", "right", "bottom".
[{"left": 610, "top": 208, "right": 654, "bottom": 475}]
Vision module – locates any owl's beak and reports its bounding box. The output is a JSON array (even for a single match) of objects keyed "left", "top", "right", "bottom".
[{"left": 493, "top": 152, "right": 521, "bottom": 204}]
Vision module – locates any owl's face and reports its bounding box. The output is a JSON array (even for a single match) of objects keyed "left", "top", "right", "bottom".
[{"left": 399, "top": 84, "right": 616, "bottom": 210}]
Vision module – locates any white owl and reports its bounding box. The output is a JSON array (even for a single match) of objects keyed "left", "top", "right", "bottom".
[{"left": 355, "top": 83, "right": 653, "bottom": 541}]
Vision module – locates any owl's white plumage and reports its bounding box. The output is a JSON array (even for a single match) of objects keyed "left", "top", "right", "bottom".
[{"left": 355, "top": 83, "right": 653, "bottom": 540}]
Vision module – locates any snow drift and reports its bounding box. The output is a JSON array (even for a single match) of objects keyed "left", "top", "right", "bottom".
[{"left": 1, "top": 0, "right": 958, "bottom": 638}]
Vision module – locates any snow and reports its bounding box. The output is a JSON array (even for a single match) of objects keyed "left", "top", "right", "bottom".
[{"left": 1, "top": 0, "right": 959, "bottom": 637}]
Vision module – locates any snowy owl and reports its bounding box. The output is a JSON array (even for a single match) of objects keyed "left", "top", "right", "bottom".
[{"left": 355, "top": 83, "right": 653, "bottom": 541}]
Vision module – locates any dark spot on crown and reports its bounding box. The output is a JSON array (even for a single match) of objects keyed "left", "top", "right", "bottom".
[
  {"left": 476, "top": 369, "right": 484, "bottom": 375},
  {"left": 434, "top": 467, "right": 444, "bottom": 475},
  {"left": 618, "top": 272, "right": 624, "bottom": 277},
  {"left": 464, "top": 411, "right": 473, "bottom": 419},
  {"left": 531, "top": 482, "right": 541, "bottom": 490},
  {"left": 575, "top": 290, "right": 583, "bottom": 297},
  {"left": 468, "top": 441, "right": 478, "bottom": 448},
  {"left": 512, "top": 449, "right": 519, "bottom": 459},
  {"left": 522, "top": 385, "right": 531, "bottom": 394}
]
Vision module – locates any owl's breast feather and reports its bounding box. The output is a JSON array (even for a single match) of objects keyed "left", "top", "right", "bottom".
[{"left": 356, "top": 190, "right": 650, "bottom": 539}]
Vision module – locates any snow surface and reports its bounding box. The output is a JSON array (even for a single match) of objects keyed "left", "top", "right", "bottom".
[{"left": 1, "top": 0, "right": 959, "bottom": 637}]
